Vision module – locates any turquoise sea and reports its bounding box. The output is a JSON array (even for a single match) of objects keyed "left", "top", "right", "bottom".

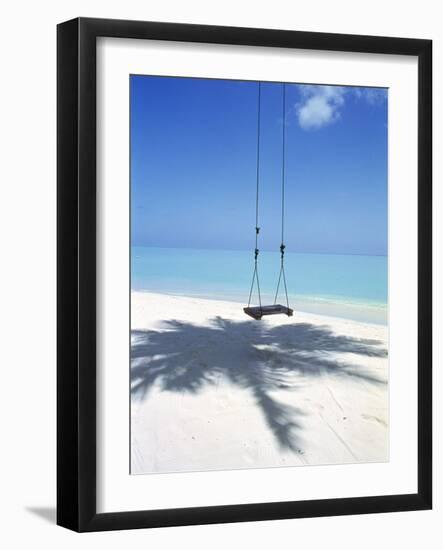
[{"left": 131, "top": 246, "right": 388, "bottom": 325}]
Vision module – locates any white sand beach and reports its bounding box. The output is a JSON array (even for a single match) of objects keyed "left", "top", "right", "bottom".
[{"left": 131, "top": 291, "right": 388, "bottom": 474}]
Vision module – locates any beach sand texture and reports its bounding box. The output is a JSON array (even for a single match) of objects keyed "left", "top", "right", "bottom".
[{"left": 131, "top": 292, "right": 388, "bottom": 474}]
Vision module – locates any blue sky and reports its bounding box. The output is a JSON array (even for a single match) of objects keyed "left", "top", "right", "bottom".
[{"left": 131, "top": 76, "right": 387, "bottom": 256}]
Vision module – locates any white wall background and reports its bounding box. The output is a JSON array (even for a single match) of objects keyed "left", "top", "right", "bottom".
[{"left": 0, "top": 1, "right": 440, "bottom": 547}]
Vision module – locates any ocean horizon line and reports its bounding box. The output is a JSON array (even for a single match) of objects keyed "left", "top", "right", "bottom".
[{"left": 132, "top": 244, "right": 388, "bottom": 258}]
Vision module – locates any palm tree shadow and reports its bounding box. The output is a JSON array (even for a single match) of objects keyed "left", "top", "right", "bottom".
[{"left": 131, "top": 317, "right": 387, "bottom": 452}]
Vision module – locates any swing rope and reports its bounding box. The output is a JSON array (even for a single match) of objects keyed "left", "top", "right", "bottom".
[
  {"left": 274, "top": 84, "right": 290, "bottom": 309},
  {"left": 247, "top": 82, "right": 263, "bottom": 310}
]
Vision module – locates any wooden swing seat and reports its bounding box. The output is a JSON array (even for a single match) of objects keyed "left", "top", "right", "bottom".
[{"left": 243, "top": 304, "right": 293, "bottom": 320}]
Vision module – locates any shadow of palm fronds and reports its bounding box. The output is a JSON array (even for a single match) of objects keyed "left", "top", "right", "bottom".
[{"left": 131, "top": 317, "right": 387, "bottom": 451}]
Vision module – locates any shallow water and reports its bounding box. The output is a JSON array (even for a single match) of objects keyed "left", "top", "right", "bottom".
[{"left": 131, "top": 246, "right": 388, "bottom": 325}]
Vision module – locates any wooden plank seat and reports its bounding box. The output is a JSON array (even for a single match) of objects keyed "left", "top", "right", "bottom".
[{"left": 243, "top": 304, "right": 294, "bottom": 320}]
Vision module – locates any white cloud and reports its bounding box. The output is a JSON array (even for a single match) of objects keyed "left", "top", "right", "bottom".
[
  {"left": 296, "top": 85, "right": 346, "bottom": 130},
  {"left": 353, "top": 87, "right": 387, "bottom": 105},
  {"left": 295, "top": 85, "right": 387, "bottom": 130}
]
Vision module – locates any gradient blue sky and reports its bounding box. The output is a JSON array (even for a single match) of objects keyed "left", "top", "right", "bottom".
[{"left": 131, "top": 76, "right": 387, "bottom": 255}]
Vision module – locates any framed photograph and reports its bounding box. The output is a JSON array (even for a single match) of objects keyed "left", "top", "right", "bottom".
[{"left": 57, "top": 17, "right": 432, "bottom": 531}]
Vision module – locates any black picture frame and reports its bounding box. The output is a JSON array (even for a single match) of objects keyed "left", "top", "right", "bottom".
[{"left": 57, "top": 17, "right": 432, "bottom": 532}]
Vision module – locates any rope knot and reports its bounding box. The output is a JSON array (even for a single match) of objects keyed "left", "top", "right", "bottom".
[
  {"left": 280, "top": 243, "right": 285, "bottom": 256},
  {"left": 254, "top": 248, "right": 259, "bottom": 259}
]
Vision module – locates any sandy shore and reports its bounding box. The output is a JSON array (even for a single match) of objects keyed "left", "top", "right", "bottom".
[{"left": 131, "top": 291, "right": 388, "bottom": 474}]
